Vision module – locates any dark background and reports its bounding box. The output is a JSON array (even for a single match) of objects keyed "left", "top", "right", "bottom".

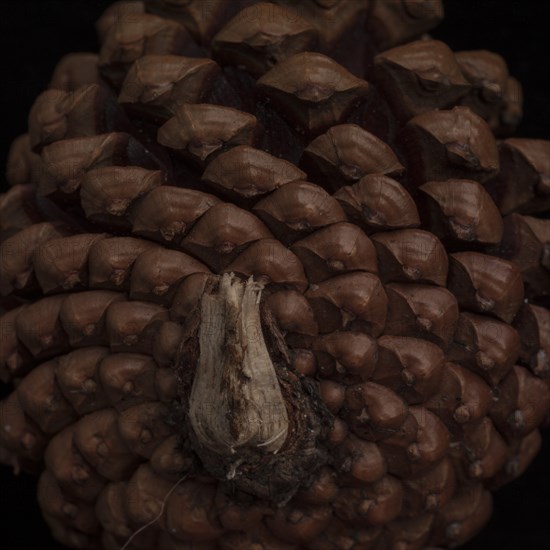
[{"left": 0, "top": 1, "right": 549, "bottom": 549}]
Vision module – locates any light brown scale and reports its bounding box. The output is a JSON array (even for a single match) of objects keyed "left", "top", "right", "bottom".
[{"left": 49, "top": 52, "right": 101, "bottom": 92}]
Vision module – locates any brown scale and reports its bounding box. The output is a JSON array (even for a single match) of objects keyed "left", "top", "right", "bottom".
[
  {"left": 484, "top": 137, "right": 550, "bottom": 214},
  {"left": 159, "top": 534, "right": 217, "bottom": 550},
  {"left": 365, "top": 0, "right": 444, "bottom": 52},
  {"left": 130, "top": 187, "right": 219, "bottom": 245},
  {"left": 447, "top": 251, "right": 524, "bottom": 323},
  {"left": 0, "top": 392, "right": 48, "bottom": 466},
  {"left": 14, "top": 294, "right": 70, "bottom": 359},
  {"left": 80, "top": 166, "right": 166, "bottom": 228},
  {"left": 96, "top": 0, "right": 146, "bottom": 44},
  {"left": 301, "top": 124, "right": 404, "bottom": 192},
  {"left": 424, "top": 362, "right": 492, "bottom": 431},
  {"left": 334, "top": 175, "right": 420, "bottom": 234},
  {"left": 104, "top": 299, "right": 170, "bottom": 353},
  {"left": 49, "top": 53, "right": 101, "bottom": 92},
  {"left": 169, "top": 272, "right": 212, "bottom": 322},
  {"left": 419, "top": 179, "right": 504, "bottom": 245},
  {"left": 124, "top": 463, "right": 176, "bottom": 526},
  {"left": 0, "top": 307, "right": 37, "bottom": 381},
  {"left": 264, "top": 503, "right": 333, "bottom": 545},
  {"left": 0, "top": 184, "right": 45, "bottom": 238},
  {"left": 215, "top": 486, "right": 268, "bottom": 533},
  {"left": 33, "top": 233, "right": 109, "bottom": 294},
  {"left": 490, "top": 364, "right": 550, "bottom": 440},
  {"left": 45, "top": 426, "right": 106, "bottom": 502},
  {"left": 5, "top": 133, "right": 42, "bottom": 187},
  {"left": 343, "top": 382, "right": 408, "bottom": 442},
  {"left": 453, "top": 417, "right": 509, "bottom": 481},
  {"left": 264, "top": 290, "right": 318, "bottom": 340},
  {"left": 74, "top": 409, "right": 140, "bottom": 481},
  {"left": 98, "top": 353, "right": 158, "bottom": 411},
  {"left": 129, "top": 247, "right": 210, "bottom": 303},
  {"left": 291, "top": 222, "right": 378, "bottom": 284},
  {"left": 118, "top": 54, "right": 222, "bottom": 119},
  {"left": 88, "top": 237, "right": 159, "bottom": 290},
  {"left": 0, "top": 221, "right": 68, "bottom": 295},
  {"left": 384, "top": 514, "right": 434, "bottom": 550},
  {"left": 224, "top": 238, "right": 309, "bottom": 291},
  {"left": 181, "top": 203, "right": 272, "bottom": 271},
  {"left": 497, "top": 213, "right": 550, "bottom": 299},
  {"left": 371, "top": 229, "right": 448, "bottom": 286},
  {"left": 98, "top": 12, "right": 199, "bottom": 89},
  {"left": 157, "top": 104, "right": 258, "bottom": 166},
  {"left": 15, "top": 358, "right": 77, "bottom": 435},
  {"left": 151, "top": 320, "right": 184, "bottom": 367},
  {"left": 305, "top": 272, "right": 387, "bottom": 336},
  {"left": 334, "top": 434, "right": 387, "bottom": 486},
  {"left": 332, "top": 476, "right": 403, "bottom": 528},
  {"left": 305, "top": 518, "right": 383, "bottom": 550},
  {"left": 28, "top": 84, "right": 131, "bottom": 153},
  {"left": 399, "top": 106, "right": 500, "bottom": 185},
  {"left": 55, "top": 347, "right": 111, "bottom": 415},
  {"left": 311, "top": 331, "right": 378, "bottom": 382},
  {"left": 37, "top": 471, "right": 101, "bottom": 536},
  {"left": 163, "top": 480, "right": 225, "bottom": 542},
  {"left": 431, "top": 482, "right": 492, "bottom": 548},
  {"left": 295, "top": 466, "right": 340, "bottom": 505},
  {"left": 290, "top": 348, "right": 317, "bottom": 378},
  {"left": 150, "top": 434, "right": 194, "bottom": 482},
  {"left": 256, "top": 52, "right": 371, "bottom": 136},
  {"left": 220, "top": 523, "right": 298, "bottom": 550},
  {"left": 211, "top": 2, "right": 318, "bottom": 78},
  {"left": 513, "top": 303, "right": 550, "bottom": 379},
  {"left": 59, "top": 291, "right": 126, "bottom": 348},
  {"left": 202, "top": 145, "right": 305, "bottom": 204},
  {"left": 447, "top": 312, "right": 520, "bottom": 386},
  {"left": 117, "top": 401, "right": 174, "bottom": 458},
  {"left": 373, "top": 40, "right": 471, "bottom": 123},
  {"left": 253, "top": 181, "right": 346, "bottom": 245},
  {"left": 37, "top": 132, "right": 163, "bottom": 200},
  {"left": 372, "top": 336, "right": 445, "bottom": 405},
  {"left": 383, "top": 284, "right": 459, "bottom": 349},
  {"left": 401, "top": 457, "right": 456, "bottom": 518},
  {"left": 455, "top": 49, "right": 522, "bottom": 136}
]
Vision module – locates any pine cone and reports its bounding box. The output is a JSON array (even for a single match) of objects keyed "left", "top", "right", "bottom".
[{"left": 1, "top": 1, "right": 549, "bottom": 549}]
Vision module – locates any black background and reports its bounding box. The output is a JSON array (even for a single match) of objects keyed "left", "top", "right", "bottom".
[{"left": 0, "top": 1, "right": 549, "bottom": 549}]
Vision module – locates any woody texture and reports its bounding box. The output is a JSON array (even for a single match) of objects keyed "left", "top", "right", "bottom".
[{"left": 1, "top": 1, "right": 550, "bottom": 549}]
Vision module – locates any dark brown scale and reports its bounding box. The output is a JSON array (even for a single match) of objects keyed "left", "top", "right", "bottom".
[
  {"left": 383, "top": 283, "right": 459, "bottom": 349},
  {"left": 513, "top": 303, "right": 550, "bottom": 379},
  {"left": 49, "top": 53, "right": 101, "bottom": 92},
  {"left": 16, "top": 358, "right": 77, "bottom": 434},
  {"left": 28, "top": 84, "right": 131, "bottom": 152},
  {"left": 131, "top": 186, "right": 219, "bottom": 244},
  {"left": 373, "top": 336, "right": 445, "bottom": 405},
  {"left": 119, "top": 55, "right": 222, "bottom": 119},
  {"left": 496, "top": 213, "right": 550, "bottom": 300},
  {"left": 400, "top": 106, "right": 500, "bottom": 185},
  {"left": 371, "top": 229, "right": 448, "bottom": 286},
  {"left": 447, "top": 312, "right": 520, "bottom": 386},
  {"left": 306, "top": 272, "right": 388, "bottom": 336},
  {"left": 301, "top": 124, "right": 404, "bottom": 192},
  {"left": 253, "top": 181, "right": 346, "bottom": 245},
  {"left": 334, "top": 174, "right": 420, "bottom": 234},
  {"left": 419, "top": 179, "right": 504, "bottom": 245},
  {"left": 0, "top": 184, "right": 45, "bottom": 238},
  {"left": 105, "top": 300, "right": 169, "bottom": 353},
  {"left": 33, "top": 234, "right": 109, "bottom": 294},
  {"left": 374, "top": 40, "right": 471, "bottom": 123},
  {"left": 264, "top": 290, "right": 318, "bottom": 340},
  {"left": 489, "top": 365, "right": 550, "bottom": 441},
  {"left": 37, "top": 132, "right": 163, "bottom": 201},
  {"left": 291, "top": 222, "right": 378, "bottom": 284},
  {"left": 201, "top": 145, "right": 305, "bottom": 204},
  {"left": 5, "top": 133, "right": 42, "bottom": 187},
  {"left": 98, "top": 11, "right": 200, "bottom": 89},
  {"left": 211, "top": 2, "right": 318, "bottom": 78},
  {"left": 484, "top": 138, "right": 550, "bottom": 214},
  {"left": 256, "top": 52, "right": 370, "bottom": 136},
  {"left": 333, "top": 434, "right": 386, "bottom": 486},
  {"left": 181, "top": 202, "right": 272, "bottom": 271},
  {"left": 311, "top": 331, "right": 378, "bottom": 382},
  {"left": 129, "top": 247, "right": 210, "bottom": 303},
  {"left": 149, "top": 434, "right": 194, "bottom": 481},
  {"left": 157, "top": 103, "right": 258, "bottom": 166},
  {"left": 447, "top": 252, "right": 524, "bottom": 323},
  {"left": 55, "top": 347, "right": 111, "bottom": 415},
  {"left": 385, "top": 514, "right": 434, "bottom": 550}
]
